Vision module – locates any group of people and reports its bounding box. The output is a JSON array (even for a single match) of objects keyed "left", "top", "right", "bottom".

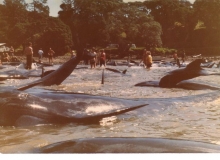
[
  {"left": 22, "top": 42, "right": 186, "bottom": 70},
  {"left": 86, "top": 48, "right": 106, "bottom": 69},
  {"left": 37, "top": 47, "right": 55, "bottom": 64},
  {"left": 0, "top": 46, "right": 18, "bottom": 63},
  {"left": 23, "top": 42, "right": 55, "bottom": 70},
  {"left": 1, "top": 52, "right": 10, "bottom": 62},
  {"left": 1, "top": 52, "right": 20, "bottom": 63},
  {"left": 86, "top": 48, "right": 153, "bottom": 69},
  {"left": 140, "top": 49, "right": 187, "bottom": 69}
]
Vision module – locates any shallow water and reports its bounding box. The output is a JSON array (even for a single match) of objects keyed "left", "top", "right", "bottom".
[{"left": 0, "top": 62, "right": 220, "bottom": 153}]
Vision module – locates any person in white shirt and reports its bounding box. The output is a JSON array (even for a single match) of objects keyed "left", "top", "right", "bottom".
[{"left": 38, "top": 48, "right": 44, "bottom": 62}]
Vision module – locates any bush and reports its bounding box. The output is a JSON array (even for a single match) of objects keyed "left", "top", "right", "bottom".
[{"left": 154, "top": 47, "right": 177, "bottom": 56}]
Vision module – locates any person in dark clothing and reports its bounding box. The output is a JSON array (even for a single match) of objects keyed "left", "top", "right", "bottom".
[
  {"left": 181, "top": 51, "right": 186, "bottom": 63},
  {"left": 99, "top": 49, "right": 106, "bottom": 67},
  {"left": 176, "top": 58, "right": 181, "bottom": 68}
]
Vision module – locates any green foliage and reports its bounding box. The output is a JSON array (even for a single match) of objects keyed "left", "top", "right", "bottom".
[
  {"left": 193, "top": 0, "right": 220, "bottom": 29},
  {"left": 130, "top": 47, "right": 146, "bottom": 58},
  {"left": 36, "top": 17, "right": 73, "bottom": 56},
  {"left": 0, "top": 0, "right": 73, "bottom": 56},
  {"left": 154, "top": 47, "right": 177, "bottom": 56},
  {"left": 1, "top": 0, "right": 220, "bottom": 57},
  {"left": 28, "top": 0, "right": 49, "bottom": 16},
  {"left": 144, "top": 0, "right": 193, "bottom": 48},
  {"left": 194, "top": 20, "right": 206, "bottom": 30},
  {"left": 59, "top": 0, "right": 162, "bottom": 53}
]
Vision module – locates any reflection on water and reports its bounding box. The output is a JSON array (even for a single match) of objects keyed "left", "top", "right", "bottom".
[{"left": 0, "top": 63, "right": 220, "bottom": 153}]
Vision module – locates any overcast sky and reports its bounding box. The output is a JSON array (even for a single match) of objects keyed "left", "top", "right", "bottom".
[{"left": 0, "top": 0, "right": 196, "bottom": 17}]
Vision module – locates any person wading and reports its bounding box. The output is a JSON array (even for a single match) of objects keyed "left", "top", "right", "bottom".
[
  {"left": 24, "top": 42, "right": 33, "bottom": 70},
  {"left": 99, "top": 49, "right": 106, "bottom": 67},
  {"left": 48, "top": 48, "right": 55, "bottom": 64}
]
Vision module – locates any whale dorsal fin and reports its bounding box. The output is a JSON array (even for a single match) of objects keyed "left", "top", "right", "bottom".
[
  {"left": 186, "top": 59, "right": 205, "bottom": 69},
  {"left": 122, "top": 69, "right": 127, "bottom": 74}
]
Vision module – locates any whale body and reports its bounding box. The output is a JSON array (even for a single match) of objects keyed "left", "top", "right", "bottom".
[
  {"left": 37, "top": 137, "right": 220, "bottom": 153},
  {"left": 17, "top": 52, "right": 96, "bottom": 91},
  {"left": 0, "top": 87, "right": 147, "bottom": 126},
  {"left": 135, "top": 59, "right": 220, "bottom": 89}
]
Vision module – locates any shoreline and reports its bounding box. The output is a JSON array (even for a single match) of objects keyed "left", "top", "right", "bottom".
[{"left": 9, "top": 55, "right": 220, "bottom": 65}]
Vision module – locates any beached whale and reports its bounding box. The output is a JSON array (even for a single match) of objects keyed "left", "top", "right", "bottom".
[
  {"left": 1, "top": 85, "right": 219, "bottom": 127},
  {"left": 0, "top": 63, "right": 47, "bottom": 80},
  {"left": 17, "top": 52, "right": 96, "bottom": 91},
  {"left": 201, "top": 61, "right": 216, "bottom": 68},
  {"left": 107, "top": 60, "right": 138, "bottom": 67},
  {"left": 0, "top": 69, "right": 29, "bottom": 81},
  {"left": 37, "top": 137, "right": 220, "bottom": 153},
  {"left": 2, "top": 62, "right": 22, "bottom": 66},
  {"left": 0, "top": 87, "right": 147, "bottom": 126},
  {"left": 135, "top": 59, "right": 220, "bottom": 89},
  {"left": 105, "top": 67, "right": 127, "bottom": 74},
  {"left": 33, "top": 59, "right": 53, "bottom": 67}
]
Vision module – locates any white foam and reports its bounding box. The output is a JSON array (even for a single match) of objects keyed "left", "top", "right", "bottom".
[{"left": 29, "top": 104, "right": 48, "bottom": 111}]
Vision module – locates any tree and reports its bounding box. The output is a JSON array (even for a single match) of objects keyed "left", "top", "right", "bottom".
[
  {"left": 193, "top": 0, "right": 220, "bottom": 29},
  {"left": 0, "top": 4, "right": 9, "bottom": 43},
  {"left": 36, "top": 17, "right": 73, "bottom": 55},
  {"left": 3, "top": 0, "right": 28, "bottom": 25},
  {"left": 28, "top": 0, "right": 49, "bottom": 16},
  {"left": 184, "top": 0, "right": 220, "bottom": 53},
  {"left": 0, "top": 0, "right": 73, "bottom": 55},
  {"left": 143, "top": 0, "right": 193, "bottom": 48},
  {"left": 58, "top": 0, "right": 162, "bottom": 53}
]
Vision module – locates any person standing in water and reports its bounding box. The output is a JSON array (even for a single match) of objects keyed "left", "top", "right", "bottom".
[
  {"left": 90, "top": 48, "right": 97, "bottom": 69},
  {"left": 48, "top": 48, "right": 55, "bottom": 64},
  {"left": 181, "top": 51, "right": 186, "bottom": 63},
  {"left": 9, "top": 46, "right": 14, "bottom": 56},
  {"left": 24, "top": 42, "right": 33, "bottom": 70},
  {"left": 70, "top": 50, "right": 76, "bottom": 59},
  {"left": 99, "top": 49, "right": 106, "bottom": 67},
  {"left": 38, "top": 48, "right": 44, "bottom": 62},
  {"left": 145, "top": 51, "right": 153, "bottom": 68},
  {"left": 141, "top": 49, "right": 152, "bottom": 68}
]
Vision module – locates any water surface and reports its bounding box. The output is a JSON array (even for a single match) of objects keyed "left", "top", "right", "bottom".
[{"left": 0, "top": 62, "right": 220, "bottom": 153}]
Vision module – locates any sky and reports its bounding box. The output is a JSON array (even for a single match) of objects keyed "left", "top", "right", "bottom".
[{"left": 0, "top": 0, "right": 196, "bottom": 17}]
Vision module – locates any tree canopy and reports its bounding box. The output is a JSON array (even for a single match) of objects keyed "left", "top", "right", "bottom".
[
  {"left": 0, "top": 0, "right": 72, "bottom": 56},
  {"left": 58, "top": 0, "right": 162, "bottom": 52},
  {"left": 0, "top": 0, "right": 220, "bottom": 56}
]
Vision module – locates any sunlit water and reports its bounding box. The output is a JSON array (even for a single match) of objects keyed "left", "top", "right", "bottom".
[{"left": 0, "top": 61, "right": 220, "bottom": 153}]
